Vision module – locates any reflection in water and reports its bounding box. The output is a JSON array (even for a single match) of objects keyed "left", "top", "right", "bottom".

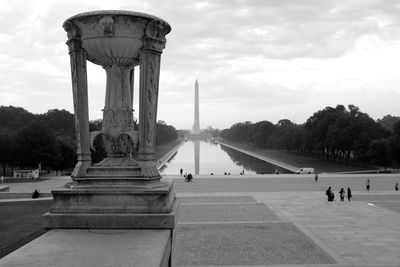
[
  {"left": 194, "top": 140, "right": 200, "bottom": 175},
  {"left": 161, "top": 140, "right": 292, "bottom": 175}
]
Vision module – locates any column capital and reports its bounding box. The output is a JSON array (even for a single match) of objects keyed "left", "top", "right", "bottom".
[
  {"left": 142, "top": 20, "right": 170, "bottom": 53},
  {"left": 63, "top": 21, "right": 84, "bottom": 54}
]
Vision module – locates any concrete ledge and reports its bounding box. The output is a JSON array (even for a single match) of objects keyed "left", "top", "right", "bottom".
[
  {"left": 0, "top": 186, "right": 10, "bottom": 192},
  {"left": 0, "top": 229, "right": 172, "bottom": 267},
  {"left": 43, "top": 198, "right": 180, "bottom": 229}
]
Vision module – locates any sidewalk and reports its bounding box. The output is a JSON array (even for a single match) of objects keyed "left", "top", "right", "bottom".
[
  {"left": 3, "top": 176, "right": 72, "bottom": 194},
  {"left": 172, "top": 175, "right": 400, "bottom": 266},
  {"left": 174, "top": 189, "right": 400, "bottom": 266},
  {"left": 1, "top": 175, "right": 400, "bottom": 266}
]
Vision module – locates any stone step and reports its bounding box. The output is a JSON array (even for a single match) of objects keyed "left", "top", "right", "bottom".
[{"left": 86, "top": 166, "right": 142, "bottom": 177}]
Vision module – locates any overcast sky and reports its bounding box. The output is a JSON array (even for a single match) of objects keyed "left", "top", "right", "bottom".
[{"left": 1, "top": 0, "right": 399, "bottom": 130}]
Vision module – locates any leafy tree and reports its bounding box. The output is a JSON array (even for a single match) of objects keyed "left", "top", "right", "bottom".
[
  {"left": 368, "top": 139, "right": 391, "bottom": 169},
  {"left": 0, "top": 132, "right": 16, "bottom": 176},
  {"left": 220, "top": 104, "right": 398, "bottom": 169},
  {"left": 15, "top": 123, "right": 58, "bottom": 169},
  {"left": 377, "top": 115, "right": 400, "bottom": 133},
  {"left": 156, "top": 121, "right": 178, "bottom": 145},
  {"left": 0, "top": 106, "right": 34, "bottom": 134}
]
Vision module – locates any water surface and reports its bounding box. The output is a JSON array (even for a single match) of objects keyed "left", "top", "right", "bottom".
[{"left": 160, "top": 140, "right": 291, "bottom": 175}]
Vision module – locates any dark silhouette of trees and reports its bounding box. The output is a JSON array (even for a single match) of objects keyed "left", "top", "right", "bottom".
[
  {"left": 0, "top": 106, "right": 77, "bottom": 174},
  {"left": 0, "top": 106, "right": 178, "bottom": 175},
  {"left": 221, "top": 104, "right": 399, "bottom": 170},
  {"left": 0, "top": 132, "right": 16, "bottom": 175},
  {"left": 15, "top": 123, "right": 58, "bottom": 168},
  {"left": 377, "top": 115, "right": 400, "bottom": 132},
  {"left": 156, "top": 120, "right": 178, "bottom": 145}
]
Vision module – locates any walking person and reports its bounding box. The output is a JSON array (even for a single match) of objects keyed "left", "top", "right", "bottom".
[
  {"left": 395, "top": 183, "right": 398, "bottom": 191},
  {"left": 347, "top": 187, "right": 352, "bottom": 201},
  {"left": 180, "top": 168, "right": 183, "bottom": 176},
  {"left": 339, "top": 188, "right": 345, "bottom": 202},
  {"left": 314, "top": 172, "right": 318, "bottom": 182},
  {"left": 365, "top": 179, "right": 370, "bottom": 192}
]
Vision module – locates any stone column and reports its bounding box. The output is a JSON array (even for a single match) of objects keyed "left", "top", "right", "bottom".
[
  {"left": 64, "top": 22, "right": 92, "bottom": 178},
  {"left": 102, "top": 65, "right": 134, "bottom": 138},
  {"left": 137, "top": 21, "right": 169, "bottom": 163}
]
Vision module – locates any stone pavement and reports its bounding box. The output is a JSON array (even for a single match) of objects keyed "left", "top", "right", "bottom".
[
  {"left": 171, "top": 174, "right": 400, "bottom": 267},
  {"left": 1, "top": 174, "right": 400, "bottom": 266},
  {"left": 256, "top": 191, "right": 400, "bottom": 266}
]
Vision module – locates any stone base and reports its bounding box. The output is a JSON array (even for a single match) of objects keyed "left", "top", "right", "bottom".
[
  {"left": 43, "top": 198, "right": 179, "bottom": 229},
  {"left": 43, "top": 179, "right": 179, "bottom": 229}
]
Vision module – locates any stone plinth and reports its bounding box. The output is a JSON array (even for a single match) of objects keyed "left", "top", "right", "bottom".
[{"left": 43, "top": 183, "right": 179, "bottom": 229}]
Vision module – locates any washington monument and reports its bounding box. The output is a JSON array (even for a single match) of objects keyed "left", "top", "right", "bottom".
[{"left": 193, "top": 79, "right": 200, "bottom": 134}]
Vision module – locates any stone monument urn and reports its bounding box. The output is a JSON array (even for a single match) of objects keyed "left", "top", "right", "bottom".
[{"left": 43, "top": 10, "right": 178, "bottom": 229}]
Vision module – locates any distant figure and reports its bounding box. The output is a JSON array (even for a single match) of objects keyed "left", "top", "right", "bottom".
[
  {"left": 314, "top": 172, "right": 318, "bottom": 182},
  {"left": 228, "top": 172, "right": 230, "bottom": 175},
  {"left": 32, "top": 189, "right": 40, "bottom": 199},
  {"left": 187, "top": 173, "right": 193, "bottom": 182},
  {"left": 326, "top": 186, "right": 334, "bottom": 202},
  {"left": 211, "top": 173, "right": 213, "bottom": 175},
  {"left": 1, "top": 176, "right": 3, "bottom": 183},
  {"left": 365, "top": 179, "right": 370, "bottom": 192},
  {"left": 347, "top": 187, "right": 352, "bottom": 201},
  {"left": 339, "top": 188, "right": 345, "bottom": 202},
  {"left": 275, "top": 169, "right": 279, "bottom": 174},
  {"left": 224, "top": 172, "right": 227, "bottom": 175},
  {"left": 180, "top": 168, "right": 183, "bottom": 176},
  {"left": 395, "top": 183, "right": 398, "bottom": 191}
]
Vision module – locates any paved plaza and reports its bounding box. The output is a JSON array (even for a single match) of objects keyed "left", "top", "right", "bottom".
[{"left": 1, "top": 174, "right": 400, "bottom": 266}]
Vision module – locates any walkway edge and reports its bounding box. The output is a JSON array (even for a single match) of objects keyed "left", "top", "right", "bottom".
[
  {"left": 215, "top": 140, "right": 297, "bottom": 173},
  {"left": 157, "top": 140, "right": 184, "bottom": 170}
]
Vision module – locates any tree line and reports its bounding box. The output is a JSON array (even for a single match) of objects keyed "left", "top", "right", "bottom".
[
  {"left": 0, "top": 106, "right": 177, "bottom": 176},
  {"left": 220, "top": 105, "right": 400, "bottom": 170}
]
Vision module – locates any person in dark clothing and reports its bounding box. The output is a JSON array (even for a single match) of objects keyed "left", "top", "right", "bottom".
[
  {"left": 365, "top": 179, "right": 370, "bottom": 192},
  {"left": 339, "top": 188, "right": 345, "bottom": 202},
  {"left": 347, "top": 187, "right": 352, "bottom": 201},
  {"left": 395, "top": 183, "right": 398, "bottom": 191},
  {"left": 32, "top": 189, "right": 40, "bottom": 199},
  {"left": 326, "top": 186, "right": 334, "bottom": 202},
  {"left": 180, "top": 168, "right": 183, "bottom": 176},
  {"left": 314, "top": 172, "right": 318, "bottom": 182}
]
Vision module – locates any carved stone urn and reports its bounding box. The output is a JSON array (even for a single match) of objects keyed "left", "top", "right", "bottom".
[{"left": 43, "top": 11, "right": 178, "bottom": 229}]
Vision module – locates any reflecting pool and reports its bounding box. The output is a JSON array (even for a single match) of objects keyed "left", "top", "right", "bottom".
[{"left": 160, "top": 140, "right": 292, "bottom": 175}]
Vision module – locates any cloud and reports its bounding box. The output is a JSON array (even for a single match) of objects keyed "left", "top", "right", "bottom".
[{"left": 1, "top": 0, "right": 400, "bottom": 129}]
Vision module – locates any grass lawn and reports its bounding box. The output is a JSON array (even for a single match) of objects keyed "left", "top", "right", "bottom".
[
  {"left": 0, "top": 200, "right": 52, "bottom": 259},
  {"left": 219, "top": 139, "right": 375, "bottom": 173}
]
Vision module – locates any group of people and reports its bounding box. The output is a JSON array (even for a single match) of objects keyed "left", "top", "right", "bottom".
[
  {"left": 180, "top": 168, "right": 194, "bottom": 182},
  {"left": 326, "top": 186, "right": 352, "bottom": 202}
]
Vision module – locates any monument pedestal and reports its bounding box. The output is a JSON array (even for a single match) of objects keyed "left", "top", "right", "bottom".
[{"left": 43, "top": 179, "right": 178, "bottom": 229}]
